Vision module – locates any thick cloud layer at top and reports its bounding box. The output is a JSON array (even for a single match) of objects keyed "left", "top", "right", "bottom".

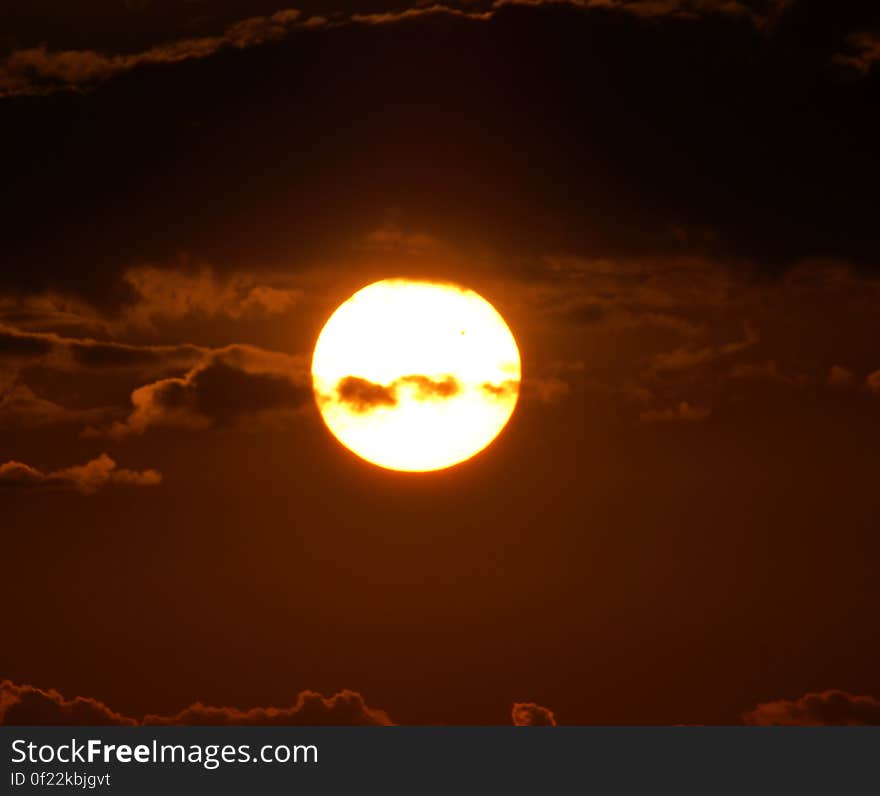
[
  {"left": 0, "top": 0, "right": 799, "bottom": 99},
  {"left": 1, "top": 0, "right": 878, "bottom": 306}
]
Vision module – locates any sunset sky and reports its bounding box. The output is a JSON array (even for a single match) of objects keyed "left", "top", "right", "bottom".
[{"left": 1, "top": 0, "right": 879, "bottom": 726}]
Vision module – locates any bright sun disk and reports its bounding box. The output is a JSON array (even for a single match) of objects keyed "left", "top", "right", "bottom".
[{"left": 311, "top": 279, "right": 521, "bottom": 472}]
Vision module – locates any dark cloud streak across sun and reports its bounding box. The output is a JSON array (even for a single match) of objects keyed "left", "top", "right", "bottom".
[{"left": 332, "top": 374, "right": 463, "bottom": 412}]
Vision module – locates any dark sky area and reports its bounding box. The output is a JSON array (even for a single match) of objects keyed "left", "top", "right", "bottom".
[{"left": 1, "top": 0, "right": 879, "bottom": 726}]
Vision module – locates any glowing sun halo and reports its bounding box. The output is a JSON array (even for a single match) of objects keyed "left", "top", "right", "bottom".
[{"left": 311, "top": 279, "right": 521, "bottom": 472}]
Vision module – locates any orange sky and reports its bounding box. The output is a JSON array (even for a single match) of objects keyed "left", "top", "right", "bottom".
[{"left": 1, "top": 0, "right": 879, "bottom": 726}]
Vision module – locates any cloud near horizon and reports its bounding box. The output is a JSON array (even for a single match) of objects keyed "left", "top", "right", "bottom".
[
  {"left": 743, "top": 690, "right": 880, "bottom": 726},
  {"left": 0, "top": 681, "right": 391, "bottom": 726},
  {"left": 5, "top": 680, "right": 880, "bottom": 726},
  {"left": 0, "top": 680, "right": 558, "bottom": 726},
  {"left": 511, "top": 701, "right": 557, "bottom": 726}
]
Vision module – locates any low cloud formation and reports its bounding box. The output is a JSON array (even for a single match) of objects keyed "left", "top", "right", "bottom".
[
  {"left": 0, "top": 454, "right": 161, "bottom": 494},
  {"left": 0, "top": 682, "right": 137, "bottom": 726},
  {"left": 100, "top": 345, "right": 310, "bottom": 437},
  {"left": 0, "top": 9, "right": 304, "bottom": 98},
  {"left": 144, "top": 690, "right": 393, "bottom": 726},
  {"left": 334, "top": 374, "right": 461, "bottom": 412},
  {"left": 833, "top": 32, "right": 880, "bottom": 77},
  {"left": 743, "top": 690, "right": 880, "bottom": 726},
  {"left": 511, "top": 701, "right": 557, "bottom": 726},
  {"left": 867, "top": 369, "right": 880, "bottom": 395},
  {"left": 0, "top": 681, "right": 392, "bottom": 726}
]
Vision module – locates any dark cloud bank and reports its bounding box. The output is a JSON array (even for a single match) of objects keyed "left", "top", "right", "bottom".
[{"left": 5, "top": 680, "right": 878, "bottom": 726}]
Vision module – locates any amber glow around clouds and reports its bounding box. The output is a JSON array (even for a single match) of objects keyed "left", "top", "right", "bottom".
[{"left": 311, "top": 279, "right": 521, "bottom": 472}]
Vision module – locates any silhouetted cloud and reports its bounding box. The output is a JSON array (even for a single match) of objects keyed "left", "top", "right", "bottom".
[
  {"left": 144, "top": 691, "right": 393, "bottom": 726},
  {"left": 334, "top": 374, "right": 462, "bottom": 412},
  {"left": 399, "top": 374, "right": 460, "bottom": 399},
  {"left": 0, "top": 681, "right": 136, "bottom": 726},
  {"left": 0, "top": 323, "right": 204, "bottom": 375},
  {"left": 743, "top": 690, "right": 880, "bottom": 725},
  {"left": 100, "top": 346, "right": 310, "bottom": 437},
  {"left": 512, "top": 701, "right": 557, "bottom": 726},
  {"left": 336, "top": 376, "right": 400, "bottom": 412},
  {"left": 0, "top": 454, "right": 161, "bottom": 494}
]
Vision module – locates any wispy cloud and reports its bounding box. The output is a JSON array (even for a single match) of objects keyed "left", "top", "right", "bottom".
[
  {"left": 121, "top": 265, "right": 302, "bottom": 329},
  {"left": 0, "top": 8, "right": 303, "bottom": 98},
  {"left": 832, "top": 32, "right": 880, "bottom": 77}
]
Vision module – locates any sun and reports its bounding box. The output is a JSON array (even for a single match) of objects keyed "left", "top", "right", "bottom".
[{"left": 311, "top": 279, "right": 521, "bottom": 472}]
